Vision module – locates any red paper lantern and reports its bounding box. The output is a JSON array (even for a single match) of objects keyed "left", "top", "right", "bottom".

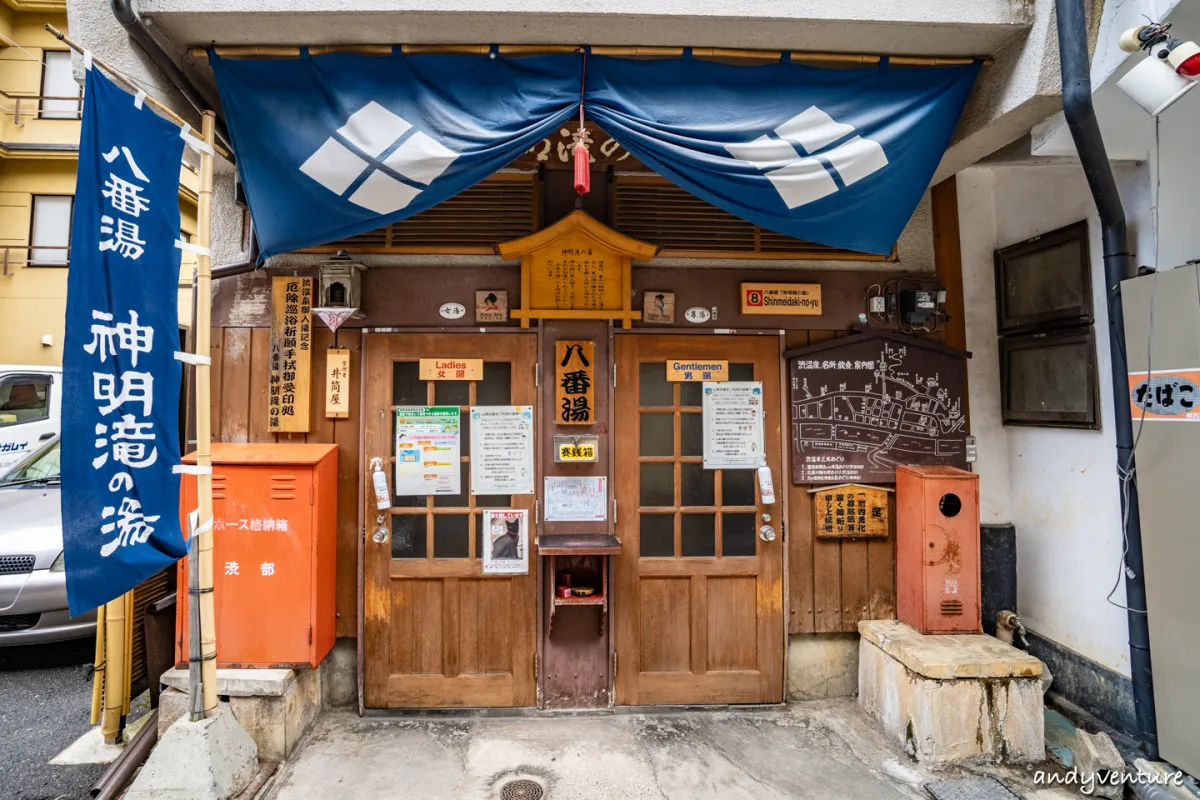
[{"left": 573, "top": 140, "right": 590, "bottom": 195}]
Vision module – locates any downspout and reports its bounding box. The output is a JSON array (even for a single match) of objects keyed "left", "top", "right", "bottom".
[
  {"left": 1054, "top": 0, "right": 1158, "bottom": 757},
  {"left": 108, "top": 0, "right": 233, "bottom": 153}
]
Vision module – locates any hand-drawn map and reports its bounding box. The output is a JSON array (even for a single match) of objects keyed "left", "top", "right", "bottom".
[{"left": 787, "top": 330, "right": 969, "bottom": 484}]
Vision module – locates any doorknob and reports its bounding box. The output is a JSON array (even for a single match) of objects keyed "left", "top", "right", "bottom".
[
  {"left": 758, "top": 525, "right": 777, "bottom": 542},
  {"left": 371, "top": 526, "right": 389, "bottom": 544}
]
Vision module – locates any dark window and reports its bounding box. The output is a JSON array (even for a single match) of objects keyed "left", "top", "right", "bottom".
[
  {"left": 994, "top": 222, "right": 1099, "bottom": 429},
  {"left": 0, "top": 374, "right": 51, "bottom": 427}
]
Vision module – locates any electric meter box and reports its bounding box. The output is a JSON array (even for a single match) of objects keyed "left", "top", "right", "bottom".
[
  {"left": 896, "top": 464, "right": 980, "bottom": 634},
  {"left": 175, "top": 443, "right": 338, "bottom": 668},
  {"left": 899, "top": 289, "right": 937, "bottom": 325}
]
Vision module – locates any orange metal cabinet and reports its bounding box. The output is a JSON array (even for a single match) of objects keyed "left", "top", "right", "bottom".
[
  {"left": 896, "top": 465, "right": 981, "bottom": 634},
  {"left": 176, "top": 443, "right": 338, "bottom": 668}
]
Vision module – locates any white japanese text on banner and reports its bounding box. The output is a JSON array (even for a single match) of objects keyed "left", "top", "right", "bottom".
[{"left": 61, "top": 67, "right": 188, "bottom": 615}]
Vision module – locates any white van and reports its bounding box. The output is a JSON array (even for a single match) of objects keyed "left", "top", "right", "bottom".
[{"left": 0, "top": 366, "right": 61, "bottom": 474}]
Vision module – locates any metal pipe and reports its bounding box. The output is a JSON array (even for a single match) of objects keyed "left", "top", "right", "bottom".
[
  {"left": 90, "top": 710, "right": 159, "bottom": 800},
  {"left": 1054, "top": 0, "right": 1158, "bottom": 758},
  {"left": 107, "top": 0, "right": 233, "bottom": 154}
]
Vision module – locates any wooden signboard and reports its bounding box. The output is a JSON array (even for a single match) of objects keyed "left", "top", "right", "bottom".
[
  {"left": 555, "top": 340, "right": 595, "bottom": 425},
  {"left": 269, "top": 276, "right": 312, "bottom": 433},
  {"left": 785, "top": 328, "right": 969, "bottom": 483},
  {"left": 419, "top": 358, "right": 484, "bottom": 381},
  {"left": 809, "top": 484, "right": 891, "bottom": 538},
  {"left": 325, "top": 348, "right": 350, "bottom": 419},
  {"left": 666, "top": 360, "right": 729, "bottom": 382},
  {"left": 498, "top": 211, "right": 658, "bottom": 329},
  {"left": 741, "top": 282, "right": 822, "bottom": 316}
]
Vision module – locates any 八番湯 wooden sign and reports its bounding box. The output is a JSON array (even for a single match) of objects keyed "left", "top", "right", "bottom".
[
  {"left": 809, "top": 484, "right": 891, "bottom": 538},
  {"left": 555, "top": 340, "right": 595, "bottom": 425},
  {"left": 269, "top": 276, "right": 312, "bottom": 433},
  {"left": 497, "top": 211, "right": 658, "bottom": 330}
]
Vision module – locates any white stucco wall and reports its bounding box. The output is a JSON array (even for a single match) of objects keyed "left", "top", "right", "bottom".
[{"left": 958, "top": 162, "right": 1155, "bottom": 677}]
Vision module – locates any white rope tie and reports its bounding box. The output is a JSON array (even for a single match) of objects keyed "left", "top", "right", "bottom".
[
  {"left": 173, "top": 464, "right": 212, "bottom": 475},
  {"left": 174, "top": 351, "right": 211, "bottom": 366},
  {"left": 179, "top": 122, "right": 215, "bottom": 156},
  {"left": 175, "top": 239, "right": 212, "bottom": 257}
]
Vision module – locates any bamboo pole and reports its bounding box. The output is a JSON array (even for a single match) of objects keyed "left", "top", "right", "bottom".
[
  {"left": 193, "top": 110, "right": 219, "bottom": 719},
  {"left": 122, "top": 591, "right": 134, "bottom": 716},
  {"left": 89, "top": 607, "right": 106, "bottom": 726},
  {"left": 188, "top": 43, "right": 993, "bottom": 66},
  {"left": 101, "top": 598, "right": 126, "bottom": 744},
  {"left": 43, "top": 25, "right": 232, "bottom": 160}
]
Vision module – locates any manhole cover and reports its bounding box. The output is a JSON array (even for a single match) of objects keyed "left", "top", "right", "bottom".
[
  {"left": 500, "top": 778, "right": 544, "bottom": 800},
  {"left": 925, "top": 777, "right": 1023, "bottom": 800}
]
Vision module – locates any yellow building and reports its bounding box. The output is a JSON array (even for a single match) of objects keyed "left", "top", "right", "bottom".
[{"left": 0, "top": 0, "right": 198, "bottom": 367}]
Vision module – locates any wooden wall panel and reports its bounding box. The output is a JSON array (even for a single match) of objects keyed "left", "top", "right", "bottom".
[
  {"left": 219, "top": 328, "right": 251, "bottom": 443},
  {"left": 331, "top": 330, "right": 362, "bottom": 637},
  {"left": 248, "top": 327, "right": 274, "bottom": 442},
  {"left": 786, "top": 329, "right": 906, "bottom": 634},
  {"left": 209, "top": 328, "right": 225, "bottom": 449},
  {"left": 206, "top": 324, "right": 365, "bottom": 640}
]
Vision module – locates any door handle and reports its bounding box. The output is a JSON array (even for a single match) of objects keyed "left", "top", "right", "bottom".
[
  {"left": 39, "top": 432, "right": 54, "bottom": 441},
  {"left": 758, "top": 525, "right": 777, "bottom": 542}
]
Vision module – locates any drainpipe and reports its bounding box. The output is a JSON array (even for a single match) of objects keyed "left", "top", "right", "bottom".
[
  {"left": 1054, "top": 0, "right": 1158, "bottom": 758},
  {"left": 108, "top": 0, "right": 233, "bottom": 153}
]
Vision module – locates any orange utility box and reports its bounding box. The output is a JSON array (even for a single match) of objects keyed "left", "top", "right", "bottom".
[
  {"left": 176, "top": 443, "right": 338, "bottom": 668},
  {"left": 896, "top": 465, "right": 981, "bottom": 634}
]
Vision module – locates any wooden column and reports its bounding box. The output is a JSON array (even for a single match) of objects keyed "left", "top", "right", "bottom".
[{"left": 932, "top": 176, "right": 970, "bottom": 428}]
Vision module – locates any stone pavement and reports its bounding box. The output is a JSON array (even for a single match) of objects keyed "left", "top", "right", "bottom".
[{"left": 260, "top": 700, "right": 1075, "bottom": 800}]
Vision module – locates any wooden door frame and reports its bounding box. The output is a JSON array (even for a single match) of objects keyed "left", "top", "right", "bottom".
[
  {"left": 612, "top": 330, "right": 788, "bottom": 706},
  {"left": 358, "top": 330, "right": 539, "bottom": 710}
]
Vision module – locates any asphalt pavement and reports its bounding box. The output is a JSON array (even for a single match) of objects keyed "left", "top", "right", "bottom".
[{"left": 0, "top": 638, "right": 106, "bottom": 800}]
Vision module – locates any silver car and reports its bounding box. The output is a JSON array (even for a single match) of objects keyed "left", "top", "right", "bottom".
[{"left": 0, "top": 437, "right": 97, "bottom": 645}]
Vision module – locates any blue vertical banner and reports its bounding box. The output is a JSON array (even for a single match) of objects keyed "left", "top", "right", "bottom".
[{"left": 62, "top": 65, "right": 189, "bottom": 615}]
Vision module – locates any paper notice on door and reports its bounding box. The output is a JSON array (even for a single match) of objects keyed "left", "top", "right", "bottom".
[
  {"left": 394, "top": 406, "right": 461, "bottom": 495},
  {"left": 702, "top": 381, "right": 766, "bottom": 469},
  {"left": 470, "top": 406, "right": 534, "bottom": 495},
  {"left": 544, "top": 476, "right": 608, "bottom": 522}
]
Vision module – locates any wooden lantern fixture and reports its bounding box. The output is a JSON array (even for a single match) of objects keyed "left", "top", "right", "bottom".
[
  {"left": 314, "top": 250, "right": 366, "bottom": 323},
  {"left": 496, "top": 210, "right": 659, "bottom": 329}
]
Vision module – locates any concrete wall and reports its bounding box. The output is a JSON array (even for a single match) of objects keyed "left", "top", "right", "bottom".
[{"left": 958, "top": 162, "right": 1154, "bottom": 678}]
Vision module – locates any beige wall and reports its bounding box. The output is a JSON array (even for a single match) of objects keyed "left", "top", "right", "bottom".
[
  {"left": 0, "top": 3, "right": 200, "bottom": 366},
  {"left": 0, "top": 8, "right": 81, "bottom": 149},
  {"left": 0, "top": 158, "right": 74, "bottom": 365}
]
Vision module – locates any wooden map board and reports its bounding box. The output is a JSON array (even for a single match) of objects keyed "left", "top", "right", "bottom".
[
  {"left": 497, "top": 211, "right": 658, "bottom": 330},
  {"left": 785, "top": 329, "right": 969, "bottom": 484}
]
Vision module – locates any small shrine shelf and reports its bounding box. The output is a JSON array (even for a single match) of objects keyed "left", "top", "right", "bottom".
[{"left": 542, "top": 537, "right": 617, "bottom": 637}]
